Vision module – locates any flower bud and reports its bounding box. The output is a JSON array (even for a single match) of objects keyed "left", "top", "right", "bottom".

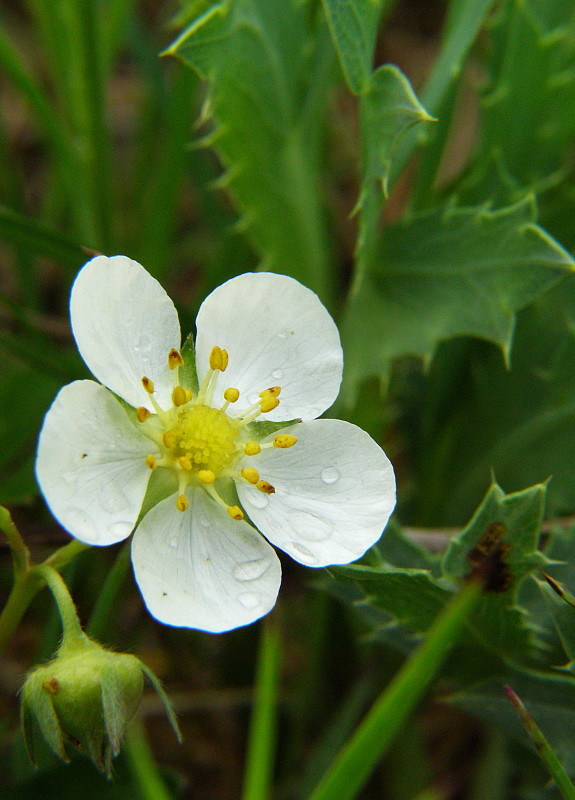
[{"left": 21, "top": 638, "right": 180, "bottom": 776}]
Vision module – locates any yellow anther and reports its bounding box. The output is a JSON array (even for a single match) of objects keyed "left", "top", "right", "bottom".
[
  {"left": 142, "top": 376, "right": 155, "bottom": 394},
  {"left": 163, "top": 431, "right": 177, "bottom": 448},
  {"left": 178, "top": 455, "right": 192, "bottom": 471},
  {"left": 172, "top": 385, "right": 191, "bottom": 407},
  {"left": 136, "top": 406, "right": 151, "bottom": 423},
  {"left": 259, "top": 386, "right": 281, "bottom": 398},
  {"left": 244, "top": 441, "right": 261, "bottom": 456},
  {"left": 256, "top": 480, "right": 276, "bottom": 495},
  {"left": 224, "top": 387, "right": 240, "bottom": 403},
  {"left": 241, "top": 466, "right": 260, "bottom": 484},
  {"left": 198, "top": 469, "right": 216, "bottom": 484},
  {"left": 260, "top": 396, "right": 280, "bottom": 413},
  {"left": 209, "top": 346, "right": 229, "bottom": 372},
  {"left": 273, "top": 434, "right": 297, "bottom": 449},
  {"left": 146, "top": 454, "right": 158, "bottom": 470},
  {"left": 176, "top": 494, "right": 189, "bottom": 512},
  {"left": 227, "top": 505, "right": 244, "bottom": 521},
  {"left": 168, "top": 348, "right": 184, "bottom": 369}
]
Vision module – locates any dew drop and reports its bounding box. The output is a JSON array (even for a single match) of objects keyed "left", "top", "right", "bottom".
[
  {"left": 291, "top": 511, "right": 332, "bottom": 542},
  {"left": 245, "top": 491, "right": 269, "bottom": 510},
  {"left": 272, "top": 369, "right": 283, "bottom": 380},
  {"left": 277, "top": 329, "right": 289, "bottom": 339},
  {"left": 62, "top": 471, "right": 76, "bottom": 485},
  {"left": 169, "top": 537, "right": 178, "bottom": 548},
  {"left": 238, "top": 591, "right": 262, "bottom": 610},
  {"left": 321, "top": 467, "right": 340, "bottom": 484},
  {"left": 233, "top": 558, "right": 269, "bottom": 582},
  {"left": 289, "top": 541, "right": 319, "bottom": 565}
]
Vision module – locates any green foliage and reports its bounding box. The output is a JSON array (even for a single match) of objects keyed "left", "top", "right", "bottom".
[
  {"left": 3, "top": 0, "right": 575, "bottom": 796},
  {"left": 167, "top": 0, "right": 336, "bottom": 299}
]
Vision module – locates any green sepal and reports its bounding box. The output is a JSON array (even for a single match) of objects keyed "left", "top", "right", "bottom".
[
  {"left": 247, "top": 418, "right": 302, "bottom": 440},
  {"left": 179, "top": 332, "right": 199, "bottom": 395},
  {"left": 140, "top": 663, "right": 182, "bottom": 744}
]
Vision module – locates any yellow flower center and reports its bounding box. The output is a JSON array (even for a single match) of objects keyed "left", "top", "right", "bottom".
[
  {"left": 136, "top": 345, "right": 298, "bottom": 518},
  {"left": 164, "top": 405, "right": 240, "bottom": 475}
]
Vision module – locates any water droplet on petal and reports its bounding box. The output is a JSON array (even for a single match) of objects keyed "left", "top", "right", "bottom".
[
  {"left": 290, "top": 511, "right": 332, "bottom": 542},
  {"left": 321, "top": 467, "right": 340, "bottom": 484},
  {"left": 272, "top": 369, "right": 283, "bottom": 380},
  {"left": 62, "top": 471, "right": 76, "bottom": 484},
  {"left": 277, "top": 330, "right": 289, "bottom": 339},
  {"left": 233, "top": 558, "right": 270, "bottom": 582},
  {"left": 245, "top": 491, "right": 269, "bottom": 510},
  {"left": 238, "top": 591, "right": 262, "bottom": 610},
  {"left": 289, "top": 542, "right": 319, "bottom": 565},
  {"left": 169, "top": 537, "right": 178, "bottom": 548}
]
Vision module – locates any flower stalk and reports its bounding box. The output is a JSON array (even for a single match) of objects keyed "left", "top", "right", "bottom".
[{"left": 308, "top": 577, "right": 484, "bottom": 800}]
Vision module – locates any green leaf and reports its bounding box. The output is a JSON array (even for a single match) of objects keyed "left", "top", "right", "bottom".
[
  {"left": 466, "top": 0, "right": 575, "bottom": 199},
  {"left": 442, "top": 482, "right": 547, "bottom": 584},
  {"left": 321, "top": 0, "right": 384, "bottom": 94},
  {"left": 165, "top": 0, "right": 335, "bottom": 300},
  {"left": 331, "top": 481, "right": 548, "bottom": 668},
  {"left": 414, "top": 275, "right": 575, "bottom": 524},
  {"left": 342, "top": 199, "right": 575, "bottom": 394},
  {"left": 450, "top": 666, "right": 575, "bottom": 776},
  {"left": 0, "top": 206, "right": 90, "bottom": 269}
]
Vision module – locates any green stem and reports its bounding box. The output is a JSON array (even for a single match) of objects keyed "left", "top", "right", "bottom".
[
  {"left": 0, "top": 505, "right": 31, "bottom": 577},
  {"left": 0, "top": 536, "right": 89, "bottom": 654},
  {"left": 241, "top": 617, "right": 282, "bottom": 800},
  {"left": 87, "top": 543, "right": 131, "bottom": 641},
  {"left": 308, "top": 578, "right": 484, "bottom": 800},
  {"left": 34, "top": 564, "right": 86, "bottom": 649},
  {"left": 124, "top": 718, "right": 175, "bottom": 800},
  {"left": 505, "top": 686, "right": 575, "bottom": 800}
]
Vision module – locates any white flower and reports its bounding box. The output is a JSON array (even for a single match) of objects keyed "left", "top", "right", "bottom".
[{"left": 36, "top": 256, "right": 396, "bottom": 633}]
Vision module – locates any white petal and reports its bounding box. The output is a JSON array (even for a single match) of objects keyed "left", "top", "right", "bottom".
[
  {"left": 195, "top": 273, "right": 342, "bottom": 421},
  {"left": 131, "top": 489, "right": 281, "bottom": 632},
  {"left": 70, "top": 255, "right": 181, "bottom": 410},
  {"left": 36, "top": 380, "right": 155, "bottom": 546},
  {"left": 238, "top": 419, "right": 396, "bottom": 567}
]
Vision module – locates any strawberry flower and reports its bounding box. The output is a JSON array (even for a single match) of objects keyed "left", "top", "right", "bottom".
[{"left": 36, "top": 257, "right": 395, "bottom": 632}]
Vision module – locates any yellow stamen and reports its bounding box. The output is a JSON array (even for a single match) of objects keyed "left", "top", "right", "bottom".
[
  {"left": 260, "top": 396, "right": 280, "bottom": 413},
  {"left": 259, "top": 386, "right": 281, "bottom": 398},
  {"left": 142, "top": 376, "right": 155, "bottom": 394},
  {"left": 256, "top": 480, "right": 275, "bottom": 495},
  {"left": 241, "top": 466, "right": 260, "bottom": 484},
  {"left": 209, "top": 346, "right": 229, "bottom": 372},
  {"left": 244, "top": 441, "right": 261, "bottom": 456},
  {"left": 146, "top": 454, "right": 157, "bottom": 470},
  {"left": 172, "top": 385, "right": 192, "bottom": 407},
  {"left": 227, "top": 505, "right": 244, "bottom": 520},
  {"left": 273, "top": 434, "right": 297, "bottom": 448},
  {"left": 176, "top": 494, "right": 189, "bottom": 512},
  {"left": 223, "top": 387, "right": 240, "bottom": 403},
  {"left": 163, "top": 431, "right": 177, "bottom": 448},
  {"left": 178, "top": 455, "right": 192, "bottom": 471},
  {"left": 136, "top": 406, "right": 151, "bottom": 423},
  {"left": 198, "top": 469, "right": 216, "bottom": 484},
  {"left": 168, "top": 348, "right": 184, "bottom": 369}
]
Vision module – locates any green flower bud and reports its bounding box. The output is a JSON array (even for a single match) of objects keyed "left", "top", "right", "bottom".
[{"left": 21, "top": 637, "right": 180, "bottom": 776}]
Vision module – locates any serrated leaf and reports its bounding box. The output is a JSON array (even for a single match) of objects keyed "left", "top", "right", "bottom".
[
  {"left": 332, "top": 482, "right": 548, "bottom": 666},
  {"left": 442, "top": 482, "right": 547, "bottom": 584},
  {"left": 321, "top": 0, "right": 384, "bottom": 94},
  {"left": 474, "top": 1, "right": 575, "bottom": 195},
  {"left": 166, "top": 0, "right": 335, "bottom": 299},
  {"left": 415, "top": 276, "right": 575, "bottom": 524},
  {"left": 342, "top": 199, "right": 575, "bottom": 394}
]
